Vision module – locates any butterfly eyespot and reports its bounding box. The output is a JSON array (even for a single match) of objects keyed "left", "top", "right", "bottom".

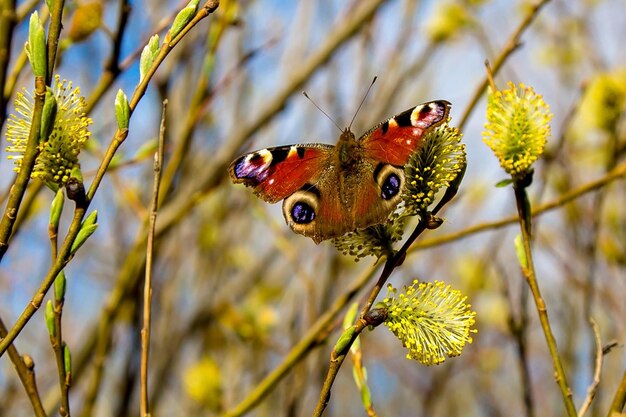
[
  {"left": 292, "top": 202, "right": 316, "bottom": 224},
  {"left": 374, "top": 164, "right": 405, "bottom": 201},
  {"left": 381, "top": 173, "right": 401, "bottom": 200},
  {"left": 283, "top": 189, "right": 320, "bottom": 227}
]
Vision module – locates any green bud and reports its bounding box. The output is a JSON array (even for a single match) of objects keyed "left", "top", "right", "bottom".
[
  {"left": 45, "top": 300, "right": 56, "bottom": 337},
  {"left": 63, "top": 343, "right": 71, "bottom": 376},
  {"left": 514, "top": 234, "right": 528, "bottom": 270},
  {"left": 40, "top": 88, "right": 57, "bottom": 141},
  {"left": 170, "top": 0, "right": 199, "bottom": 39},
  {"left": 45, "top": 0, "right": 53, "bottom": 12},
  {"left": 71, "top": 210, "right": 98, "bottom": 255},
  {"left": 54, "top": 271, "right": 66, "bottom": 302},
  {"left": 333, "top": 326, "right": 356, "bottom": 356},
  {"left": 27, "top": 12, "right": 47, "bottom": 77},
  {"left": 114, "top": 89, "right": 130, "bottom": 129},
  {"left": 139, "top": 35, "right": 160, "bottom": 82},
  {"left": 49, "top": 189, "right": 64, "bottom": 229}
]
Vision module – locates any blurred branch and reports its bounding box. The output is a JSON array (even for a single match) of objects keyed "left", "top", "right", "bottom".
[
  {"left": 0, "top": 318, "right": 46, "bottom": 416},
  {"left": 221, "top": 265, "right": 376, "bottom": 417},
  {"left": 577, "top": 319, "right": 602, "bottom": 417},
  {"left": 458, "top": 0, "right": 552, "bottom": 131},
  {"left": 409, "top": 160, "right": 626, "bottom": 253},
  {"left": 84, "top": 0, "right": 130, "bottom": 115}
]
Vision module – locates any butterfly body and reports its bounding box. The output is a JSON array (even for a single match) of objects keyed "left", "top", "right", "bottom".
[{"left": 229, "top": 100, "right": 451, "bottom": 243}]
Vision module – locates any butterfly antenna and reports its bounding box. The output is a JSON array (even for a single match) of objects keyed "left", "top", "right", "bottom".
[
  {"left": 348, "top": 76, "right": 377, "bottom": 130},
  {"left": 302, "top": 91, "right": 343, "bottom": 132}
]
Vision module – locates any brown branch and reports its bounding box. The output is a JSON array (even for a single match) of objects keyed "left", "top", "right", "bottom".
[{"left": 140, "top": 100, "right": 166, "bottom": 417}]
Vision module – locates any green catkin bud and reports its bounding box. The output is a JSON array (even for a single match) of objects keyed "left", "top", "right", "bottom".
[
  {"left": 170, "top": 0, "right": 199, "bottom": 40},
  {"left": 114, "top": 89, "right": 130, "bottom": 130},
  {"left": 45, "top": 300, "right": 56, "bottom": 337},
  {"left": 139, "top": 35, "right": 160, "bottom": 82},
  {"left": 63, "top": 343, "right": 72, "bottom": 382},
  {"left": 49, "top": 189, "right": 64, "bottom": 229},
  {"left": 71, "top": 210, "right": 98, "bottom": 255},
  {"left": 27, "top": 12, "right": 47, "bottom": 77},
  {"left": 54, "top": 271, "right": 66, "bottom": 303},
  {"left": 514, "top": 235, "right": 528, "bottom": 270},
  {"left": 333, "top": 326, "right": 356, "bottom": 356},
  {"left": 40, "top": 88, "right": 58, "bottom": 142}
]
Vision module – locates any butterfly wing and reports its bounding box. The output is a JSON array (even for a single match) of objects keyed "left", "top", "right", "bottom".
[
  {"left": 229, "top": 144, "right": 334, "bottom": 204},
  {"left": 360, "top": 100, "right": 451, "bottom": 165}
]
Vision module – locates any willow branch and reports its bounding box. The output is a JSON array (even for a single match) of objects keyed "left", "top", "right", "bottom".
[
  {"left": 140, "top": 100, "right": 166, "bottom": 417},
  {"left": 513, "top": 181, "right": 577, "bottom": 417},
  {"left": 0, "top": 0, "right": 220, "bottom": 359}
]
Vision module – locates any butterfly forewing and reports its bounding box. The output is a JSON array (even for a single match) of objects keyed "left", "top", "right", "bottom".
[
  {"left": 229, "top": 144, "right": 333, "bottom": 203},
  {"left": 360, "top": 100, "right": 451, "bottom": 165}
]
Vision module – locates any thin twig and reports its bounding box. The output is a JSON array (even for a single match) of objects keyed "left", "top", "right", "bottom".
[
  {"left": 578, "top": 318, "right": 603, "bottom": 417},
  {"left": 140, "top": 100, "right": 167, "bottom": 417}
]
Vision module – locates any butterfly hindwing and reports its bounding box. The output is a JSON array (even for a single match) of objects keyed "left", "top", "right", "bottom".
[
  {"left": 229, "top": 144, "right": 333, "bottom": 203},
  {"left": 360, "top": 100, "right": 451, "bottom": 165}
]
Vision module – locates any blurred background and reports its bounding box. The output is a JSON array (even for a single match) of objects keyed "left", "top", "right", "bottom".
[{"left": 0, "top": 0, "right": 625, "bottom": 416}]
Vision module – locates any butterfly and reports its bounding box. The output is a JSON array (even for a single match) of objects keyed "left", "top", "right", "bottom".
[{"left": 229, "top": 100, "right": 451, "bottom": 243}]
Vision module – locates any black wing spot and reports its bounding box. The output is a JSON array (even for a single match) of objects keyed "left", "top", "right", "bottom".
[
  {"left": 373, "top": 163, "right": 384, "bottom": 181},
  {"left": 381, "top": 120, "right": 389, "bottom": 134},
  {"left": 395, "top": 110, "right": 412, "bottom": 127},
  {"left": 297, "top": 147, "right": 306, "bottom": 158},
  {"left": 270, "top": 148, "right": 289, "bottom": 165}
]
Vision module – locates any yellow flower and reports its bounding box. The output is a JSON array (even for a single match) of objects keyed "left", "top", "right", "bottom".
[
  {"left": 483, "top": 82, "right": 552, "bottom": 178},
  {"left": 5, "top": 75, "right": 92, "bottom": 190},
  {"left": 380, "top": 280, "right": 476, "bottom": 365},
  {"left": 403, "top": 123, "right": 466, "bottom": 216}
]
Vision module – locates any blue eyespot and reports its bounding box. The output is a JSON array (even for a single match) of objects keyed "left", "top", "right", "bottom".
[
  {"left": 381, "top": 174, "right": 401, "bottom": 200},
  {"left": 292, "top": 202, "right": 316, "bottom": 224}
]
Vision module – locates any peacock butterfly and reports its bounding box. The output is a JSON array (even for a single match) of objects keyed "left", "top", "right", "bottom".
[{"left": 229, "top": 100, "right": 451, "bottom": 243}]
